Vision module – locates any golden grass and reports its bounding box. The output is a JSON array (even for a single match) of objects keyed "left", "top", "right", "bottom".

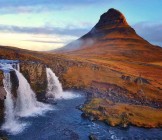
[
  {"left": 63, "top": 65, "right": 162, "bottom": 101},
  {"left": 83, "top": 98, "right": 162, "bottom": 128}
]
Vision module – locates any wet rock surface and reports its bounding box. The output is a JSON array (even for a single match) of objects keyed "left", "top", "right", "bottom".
[
  {"left": 20, "top": 61, "right": 47, "bottom": 94},
  {"left": 95, "top": 8, "right": 129, "bottom": 29},
  {"left": 0, "top": 71, "right": 5, "bottom": 121}
]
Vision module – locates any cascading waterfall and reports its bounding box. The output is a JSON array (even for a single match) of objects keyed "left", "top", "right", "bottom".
[
  {"left": 14, "top": 70, "right": 38, "bottom": 117},
  {"left": 46, "top": 68, "right": 63, "bottom": 99},
  {"left": 1, "top": 60, "right": 79, "bottom": 135},
  {"left": 46, "top": 68, "right": 80, "bottom": 99},
  {"left": 14, "top": 69, "right": 52, "bottom": 117},
  {"left": 1, "top": 72, "right": 25, "bottom": 134},
  {"left": 2, "top": 72, "right": 15, "bottom": 129},
  {"left": 0, "top": 60, "right": 52, "bottom": 134}
]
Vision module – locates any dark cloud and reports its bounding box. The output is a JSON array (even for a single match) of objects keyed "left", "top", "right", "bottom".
[
  {"left": 133, "top": 22, "right": 162, "bottom": 47},
  {"left": 0, "top": 24, "right": 90, "bottom": 37}
]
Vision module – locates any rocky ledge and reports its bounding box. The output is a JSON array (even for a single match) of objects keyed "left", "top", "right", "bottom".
[
  {"left": 82, "top": 98, "right": 162, "bottom": 128},
  {"left": 20, "top": 61, "right": 47, "bottom": 94}
]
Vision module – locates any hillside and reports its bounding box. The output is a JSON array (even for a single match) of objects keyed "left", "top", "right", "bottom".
[{"left": 54, "top": 9, "right": 162, "bottom": 62}]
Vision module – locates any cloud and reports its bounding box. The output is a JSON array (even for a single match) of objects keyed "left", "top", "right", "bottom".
[
  {"left": 133, "top": 22, "right": 162, "bottom": 46},
  {"left": 24, "top": 40, "right": 64, "bottom": 44},
  {"left": 0, "top": 32, "right": 76, "bottom": 51},
  {"left": 0, "top": 24, "right": 90, "bottom": 37}
]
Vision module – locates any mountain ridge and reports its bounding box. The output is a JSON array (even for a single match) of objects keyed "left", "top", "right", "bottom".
[{"left": 53, "top": 8, "right": 162, "bottom": 63}]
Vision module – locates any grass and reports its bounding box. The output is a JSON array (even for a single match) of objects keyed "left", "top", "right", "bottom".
[{"left": 83, "top": 98, "right": 162, "bottom": 128}]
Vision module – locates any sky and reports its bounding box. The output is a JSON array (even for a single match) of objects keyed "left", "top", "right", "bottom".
[{"left": 0, "top": 0, "right": 161, "bottom": 51}]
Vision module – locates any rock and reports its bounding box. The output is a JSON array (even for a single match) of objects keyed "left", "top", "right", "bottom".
[
  {"left": 89, "top": 134, "right": 98, "bottom": 140},
  {"left": 134, "top": 77, "right": 150, "bottom": 85},
  {"left": 46, "top": 98, "right": 57, "bottom": 105},
  {"left": 0, "top": 87, "right": 6, "bottom": 100},
  {"left": 95, "top": 8, "right": 128, "bottom": 29},
  {"left": 121, "top": 75, "right": 131, "bottom": 82},
  {"left": 0, "top": 72, "right": 6, "bottom": 122},
  {"left": 81, "top": 113, "right": 89, "bottom": 119},
  {"left": 0, "top": 71, "right": 3, "bottom": 86},
  {"left": 10, "top": 70, "right": 19, "bottom": 97},
  {"left": 76, "top": 104, "right": 84, "bottom": 110},
  {"left": 0, "top": 137, "right": 8, "bottom": 140},
  {"left": 20, "top": 61, "right": 47, "bottom": 94},
  {"left": 89, "top": 115, "right": 95, "bottom": 121},
  {"left": 120, "top": 112, "right": 129, "bottom": 128}
]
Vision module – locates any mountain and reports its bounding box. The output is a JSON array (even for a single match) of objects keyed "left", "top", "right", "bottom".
[{"left": 54, "top": 8, "right": 162, "bottom": 62}]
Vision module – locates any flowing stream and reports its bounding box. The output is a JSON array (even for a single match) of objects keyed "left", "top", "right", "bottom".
[{"left": 2, "top": 95, "right": 162, "bottom": 140}]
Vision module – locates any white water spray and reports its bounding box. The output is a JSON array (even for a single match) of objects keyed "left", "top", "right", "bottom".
[
  {"left": 14, "top": 69, "right": 52, "bottom": 117},
  {"left": 0, "top": 61, "right": 52, "bottom": 134},
  {"left": 1, "top": 72, "right": 25, "bottom": 134},
  {"left": 46, "top": 68, "right": 80, "bottom": 100},
  {"left": 46, "top": 68, "right": 63, "bottom": 99}
]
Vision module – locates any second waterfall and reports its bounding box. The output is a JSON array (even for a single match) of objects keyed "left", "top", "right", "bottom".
[{"left": 46, "top": 68, "right": 80, "bottom": 100}]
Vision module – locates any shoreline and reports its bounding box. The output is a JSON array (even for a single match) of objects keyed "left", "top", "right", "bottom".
[{"left": 81, "top": 98, "right": 162, "bottom": 128}]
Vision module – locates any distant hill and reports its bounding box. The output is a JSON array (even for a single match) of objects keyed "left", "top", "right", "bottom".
[{"left": 53, "top": 8, "right": 162, "bottom": 62}]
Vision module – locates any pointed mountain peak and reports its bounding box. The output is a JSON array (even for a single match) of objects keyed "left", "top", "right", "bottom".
[{"left": 95, "top": 8, "right": 129, "bottom": 30}]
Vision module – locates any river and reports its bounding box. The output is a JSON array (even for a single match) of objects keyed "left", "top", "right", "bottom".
[{"left": 1, "top": 92, "right": 162, "bottom": 140}]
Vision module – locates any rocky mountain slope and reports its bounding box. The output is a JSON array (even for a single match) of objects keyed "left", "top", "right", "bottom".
[{"left": 55, "top": 8, "right": 162, "bottom": 62}]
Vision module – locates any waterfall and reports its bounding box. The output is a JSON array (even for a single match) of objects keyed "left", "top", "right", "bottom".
[
  {"left": 1, "top": 72, "right": 25, "bottom": 134},
  {"left": 46, "top": 68, "right": 80, "bottom": 100},
  {"left": 0, "top": 60, "right": 52, "bottom": 134},
  {"left": 2, "top": 72, "right": 15, "bottom": 128},
  {"left": 14, "top": 70, "right": 37, "bottom": 116},
  {"left": 46, "top": 68, "right": 63, "bottom": 99},
  {"left": 14, "top": 69, "right": 52, "bottom": 117}
]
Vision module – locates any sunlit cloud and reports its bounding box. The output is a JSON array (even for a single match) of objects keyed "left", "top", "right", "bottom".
[
  {"left": 0, "top": 32, "right": 76, "bottom": 51},
  {"left": 0, "top": 23, "right": 90, "bottom": 51}
]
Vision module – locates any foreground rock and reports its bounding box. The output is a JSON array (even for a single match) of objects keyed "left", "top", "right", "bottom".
[
  {"left": 82, "top": 98, "right": 162, "bottom": 128},
  {"left": 89, "top": 134, "right": 98, "bottom": 140}
]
